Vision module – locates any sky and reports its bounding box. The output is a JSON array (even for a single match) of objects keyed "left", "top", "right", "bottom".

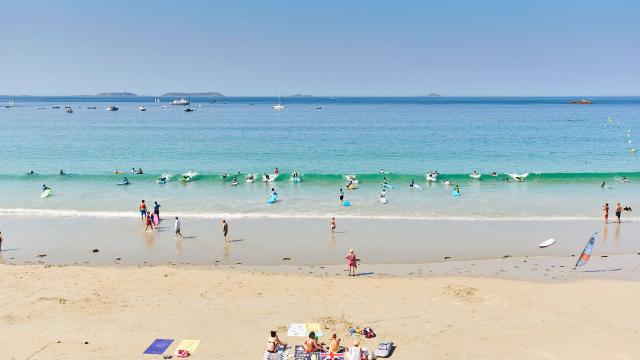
[{"left": 1, "top": 0, "right": 638, "bottom": 96}]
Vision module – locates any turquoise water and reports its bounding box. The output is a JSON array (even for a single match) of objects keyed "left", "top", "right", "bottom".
[{"left": 1, "top": 96, "right": 639, "bottom": 219}]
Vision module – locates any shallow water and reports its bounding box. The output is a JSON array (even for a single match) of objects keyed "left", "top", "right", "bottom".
[{"left": 1, "top": 96, "right": 639, "bottom": 219}]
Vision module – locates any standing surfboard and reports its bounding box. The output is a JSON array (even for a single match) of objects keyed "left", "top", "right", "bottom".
[{"left": 575, "top": 233, "right": 597, "bottom": 267}]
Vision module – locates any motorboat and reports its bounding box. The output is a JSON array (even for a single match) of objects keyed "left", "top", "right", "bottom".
[
  {"left": 106, "top": 105, "right": 119, "bottom": 111},
  {"left": 139, "top": 106, "right": 147, "bottom": 112},
  {"left": 171, "top": 98, "right": 190, "bottom": 106}
]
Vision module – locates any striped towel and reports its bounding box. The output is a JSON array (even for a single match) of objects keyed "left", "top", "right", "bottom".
[{"left": 263, "top": 346, "right": 291, "bottom": 360}]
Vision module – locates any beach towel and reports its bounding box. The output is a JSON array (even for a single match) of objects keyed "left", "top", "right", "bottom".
[
  {"left": 263, "top": 346, "right": 291, "bottom": 360},
  {"left": 143, "top": 338, "right": 174, "bottom": 355},
  {"left": 288, "top": 323, "right": 307, "bottom": 337},
  {"left": 306, "top": 323, "right": 324, "bottom": 337},
  {"left": 174, "top": 339, "right": 200, "bottom": 357}
]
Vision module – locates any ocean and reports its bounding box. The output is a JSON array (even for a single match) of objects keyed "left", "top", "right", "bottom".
[{"left": 1, "top": 96, "right": 639, "bottom": 220}]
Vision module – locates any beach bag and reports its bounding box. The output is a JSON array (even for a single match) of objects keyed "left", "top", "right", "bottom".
[
  {"left": 362, "top": 327, "right": 376, "bottom": 339},
  {"left": 373, "top": 342, "right": 393, "bottom": 358}
]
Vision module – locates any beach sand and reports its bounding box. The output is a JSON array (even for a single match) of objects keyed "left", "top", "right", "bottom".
[{"left": 2, "top": 264, "right": 640, "bottom": 359}]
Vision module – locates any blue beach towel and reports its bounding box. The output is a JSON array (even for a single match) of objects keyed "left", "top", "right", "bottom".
[{"left": 143, "top": 338, "right": 174, "bottom": 355}]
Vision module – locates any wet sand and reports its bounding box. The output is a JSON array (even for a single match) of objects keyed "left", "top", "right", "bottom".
[{"left": 1, "top": 216, "right": 638, "bottom": 267}]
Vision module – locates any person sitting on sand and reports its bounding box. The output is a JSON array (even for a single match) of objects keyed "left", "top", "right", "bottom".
[
  {"left": 265, "top": 330, "right": 286, "bottom": 354},
  {"left": 345, "top": 249, "right": 358, "bottom": 276},
  {"left": 304, "top": 331, "right": 325, "bottom": 353},
  {"left": 329, "top": 333, "right": 341, "bottom": 355}
]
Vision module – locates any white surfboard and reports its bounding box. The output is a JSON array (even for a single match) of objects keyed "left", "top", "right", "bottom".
[{"left": 538, "top": 238, "right": 556, "bottom": 248}]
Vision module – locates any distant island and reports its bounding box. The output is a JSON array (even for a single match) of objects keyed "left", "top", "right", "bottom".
[
  {"left": 426, "top": 93, "right": 442, "bottom": 97},
  {"left": 162, "top": 92, "right": 224, "bottom": 97},
  {"left": 291, "top": 93, "right": 313, "bottom": 97},
  {"left": 96, "top": 92, "right": 138, "bottom": 96}
]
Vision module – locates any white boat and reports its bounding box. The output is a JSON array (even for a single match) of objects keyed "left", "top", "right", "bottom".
[
  {"left": 272, "top": 92, "right": 285, "bottom": 111},
  {"left": 105, "top": 105, "right": 119, "bottom": 111},
  {"left": 139, "top": 106, "right": 147, "bottom": 112},
  {"left": 171, "top": 98, "right": 190, "bottom": 106},
  {"left": 160, "top": 105, "right": 168, "bottom": 109}
]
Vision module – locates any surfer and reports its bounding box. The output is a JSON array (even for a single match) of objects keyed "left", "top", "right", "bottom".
[
  {"left": 139, "top": 200, "right": 147, "bottom": 221},
  {"left": 221, "top": 219, "right": 229, "bottom": 243},
  {"left": 27, "top": 170, "right": 35, "bottom": 176},
  {"left": 264, "top": 174, "right": 270, "bottom": 182},
  {"left": 339, "top": 188, "right": 344, "bottom": 202},
  {"left": 491, "top": 172, "right": 497, "bottom": 176},
  {"left": 246, "top": 174, "right": 255, "bottom": 181},
  {"left": 159, "top": 175, "right": 167, "bottom": 182},
  {"left": 601, "top": 181, "right": 606, "bottom": 189},
  {"left": 59, "top": 169, "right": 66, "bottom": 175},
  {"left": 409, "top": 179, "right": 415, "bottom": 188},
  {"left": 122, "top": 177, "right": 129, "bottom": 185},
  {"left": 153, "top": 201, "right": 161, "bottom": 220},
  {"left": 383, "top": 177, "right": 388, "bottom": 185},
  {"left": 274, "top": 167, "right": 279, "bottom": 175},
  {"left": 380, "top": 169, "right": 385, "bottom": 174},
  {"left": 603, "top": 203, "right": 609, "bottom": 223},
  {"left": 615, "top": 202, "right": 623, "bottom": 223},
  {"left": 174, "top": 217, "right": 183, "bottom": 239},
  {"left": 42, "top": 184, "right": 50, "bottom": 191},
  {"left": 454, "top": 185, "right": 460, "bottom": 194},
  {"left": 330, "top": 217, "right": 336, "bottom": 233},
  {"left": 380, "top": 189, "right": 386, "bottom": 198},
  {"left": 137, "top": 168, "right": 143, "bottom": 174},
  {"left": 271, "top": 187, "right": 277, "bottom": 196},
  {"left": 231, "top": 176, "right": 238, "bottom": 186}
]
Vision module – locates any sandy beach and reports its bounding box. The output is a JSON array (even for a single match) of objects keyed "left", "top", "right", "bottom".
[{"left": 1, "top": 264, "right": 640, "bottom": 360}]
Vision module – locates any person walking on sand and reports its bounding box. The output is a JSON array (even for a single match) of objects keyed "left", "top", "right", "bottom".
[
  {"left": 616, "top": 202, "right": 623, "bottom": 223},
  {"left": 139, "top": 200, "right": 147, "bottom": 221},
  {"left": 345, "top": 249, "right": 358, "bottom": 276},
  {"left": 174, "top": 217, "right": 183, "bottom": 238},
  {"left": 330, "top": 217, "right": 336, "bottom": 233},
  {"left": 221, "top": 219, "right": 229, "bottom": 243},
  {"left": 0, "top": 231, "right": 3, "bottom": 251},
  {"left": 603, "top": 203, "right": 609, "bottom": 223},
  {"left": 144, "top": 212, "right": 154, "bottom": 231}
]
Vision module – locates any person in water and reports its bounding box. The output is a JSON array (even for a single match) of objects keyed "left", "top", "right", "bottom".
[
  {"left": 221, "top": 219, "right": 229, "bottom": 243},
  {"left": 330, "top": 217, "right": 336, "bottom": 233},
  {"left": 122, "top": 177, "right": 129, "bottom": 184},
  {"left": 383, "top": 177, "right": 388, "bottom": 185},
  {"left": 174, "top": 217, "right": 183, "bottom": 239},
  {"left": 59, "top": 169, "right": 66, "bottom": 175},
  {"left": 409, "top": 179, "right": 415, "bottom": 187},
  {"left": 271, "top": 187, "right": 277, "bottom": 196},
  {"left": 265, "top": 330, "right": 286, "bottom": 354},
  {"left": 380, "top": 188, "right": 386, "bottom": 198},
  {"left": 601, "top": 181, "right": 606, "bottom": 189},
  {"left": 454, "top": 185, "right": 460, "bottom": 193},
  {"left": 153, "top": 201, "right": 161, "bottom": 220},
  {"left": 274, "top": 167, "right": 279, "bottom": 175},
  {"left": 339, "top": 188, "right": 344, "bottom": 202},
  {"left": 139, "top": 200, "right": 147, "bottom": 221},
  {"left": 137, "top": 168, "right": 143, "bottom": 174},
  {"left": 264, "top": 174, "right": 270, "bottom": 181},
  {"left": 42, "top": 184, "right": 50, "bottom": 191},
  {"left": 603, "top": 203, "right": 609, "bottom": 223},
  {"left": 28, "top": 170, "right": 35, "bottom": 175},
  {"left": 616, "top": 202, "right": 623, "bottom": 223}
]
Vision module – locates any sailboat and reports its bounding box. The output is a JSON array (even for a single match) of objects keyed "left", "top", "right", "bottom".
[{"left": 272, "top": 92, "right": 285, "bottom": 111}]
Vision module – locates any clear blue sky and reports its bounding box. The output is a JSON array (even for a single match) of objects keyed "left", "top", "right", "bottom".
[{"left": 1, "top": 0, "right": 638, "bottom": 96}]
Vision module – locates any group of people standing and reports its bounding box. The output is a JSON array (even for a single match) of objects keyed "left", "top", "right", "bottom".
[
  {"left": 602, "top": 202, "right": 632, "bottom": 224},
  {"left": 139, "top": 200, "right": 161, "bottom": 231}
]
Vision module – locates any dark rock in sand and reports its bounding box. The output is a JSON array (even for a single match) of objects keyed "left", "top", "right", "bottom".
[
  {"left": 282, "top": 257, "right": 291, "bottom": 261},
  {"left": 92, "top": 249, "right": 99, "bottom": 253},
  {"left": 444, "top": 256, "right": 451, "bottom": 260},
  {"left": 37, "top": 254, "right": 47, "bottom": 258}
]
